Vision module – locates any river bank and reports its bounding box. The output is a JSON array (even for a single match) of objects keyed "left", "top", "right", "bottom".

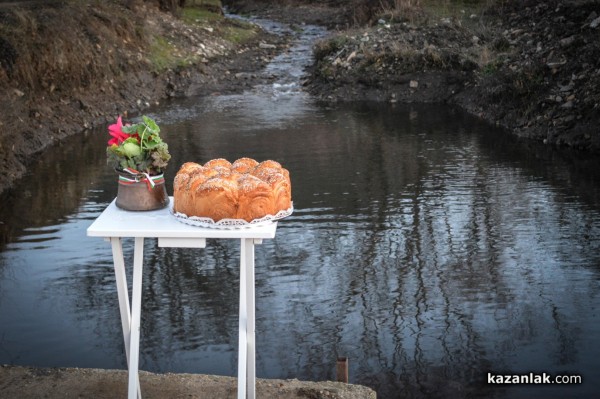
[
  {"left": 301, "top": 0, "right": 600, "bottom": 153},
  {"left": 0, "top": 365, "right": 376, "bottom": 398},
  {"left": 2, "top": 1, "right": 600, "bottom": 195},
  {"left": 0, "top": 1, "right": 293, "bottom": 195}
]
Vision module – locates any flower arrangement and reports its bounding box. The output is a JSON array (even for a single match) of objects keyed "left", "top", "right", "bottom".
[{"left": 106, "top": 115, "right": 171, "bottom": 176}]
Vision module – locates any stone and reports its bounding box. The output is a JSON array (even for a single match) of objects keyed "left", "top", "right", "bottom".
[
  {"left": 559, "top": 82, "right": 573, "bottom": 92},
  {"left": 561, "top": 101, "right": 574, "bottom": 109},
  {"left": 409, "top": 80, "right": 419, "bottom": 88},
  {"left": 560, "top": 35, "right": 576, "bottom": 47}
]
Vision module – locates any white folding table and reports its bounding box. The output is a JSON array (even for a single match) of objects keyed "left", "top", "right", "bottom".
[{"left": 87, "top": 197, "right": 278, "bottom": 399}]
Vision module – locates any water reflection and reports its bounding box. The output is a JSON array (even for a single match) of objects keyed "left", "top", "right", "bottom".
[
  {"left": 1, "top": 100, "right": 600, "bottom": 398},
  {"left": 0, "top": 128, "right": 115, "bottom": 248}
]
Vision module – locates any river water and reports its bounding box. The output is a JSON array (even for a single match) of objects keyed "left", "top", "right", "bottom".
[{"left": 1, "top": 18, "right": 600, "bottom": 399}]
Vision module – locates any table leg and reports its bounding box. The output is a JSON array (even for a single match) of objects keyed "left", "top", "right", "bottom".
[
  {"left": 238, "top": 238, "right": 257, "bottom": 399},
  {"left": 237, "top": 238, "right": 248, "bottom": 399},
  {"left": 110, "top": 238, "right": 142, "bottom": 399},
  {"left": 128, "top": 237, "right": 145, "bottom": 399},
  {"left": 110, "top": 238, "right": 132, "bottom": 363},
  {"left": 245, "top": 238, "right": 256, "bottom": 399}
]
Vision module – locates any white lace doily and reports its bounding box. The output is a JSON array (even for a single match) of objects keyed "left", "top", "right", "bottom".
[{"left": 170, "top": 202, "right": 293, "bottom": 229}]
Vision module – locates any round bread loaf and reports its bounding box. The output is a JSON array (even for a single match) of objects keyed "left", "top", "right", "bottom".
[{"left": 173, "top": 158, "right": 292, "bottom": 222}]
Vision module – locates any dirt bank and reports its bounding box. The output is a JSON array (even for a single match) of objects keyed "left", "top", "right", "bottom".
[
  {"left": 300, "top": 0, "right": 600, "bottom": 154},
  {"left": 4, "top": 1, "right": 599, "bottom": 196},
  {"left": 0, "top": 1, "right": 291, "bottom": 195},
  {"left": 0, "top": 365, "right": 376, "bottom": 398}
]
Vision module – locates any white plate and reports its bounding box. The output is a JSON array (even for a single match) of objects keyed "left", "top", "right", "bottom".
[{"left": 170, "top": 202, "right": 293, "bottom": 229}]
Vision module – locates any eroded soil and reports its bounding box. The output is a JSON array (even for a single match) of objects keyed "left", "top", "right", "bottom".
[
  {"left": 303, "top": 0, "right": 600, "bottom": 152},
  {"left": 2, "top": 0, "right": 600, "bottom": 191},
  {"left": 0, "top": 1, "right": 291, "bottom": 194}
]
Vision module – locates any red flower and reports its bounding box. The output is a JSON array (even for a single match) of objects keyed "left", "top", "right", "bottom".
[{"left": 107, "top": 116, "right": 129, "bottom": 146}]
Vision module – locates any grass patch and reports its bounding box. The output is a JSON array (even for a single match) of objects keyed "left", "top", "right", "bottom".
[
  {"left": 221, "top": 23, "right": 259, "bottom": 44},
  {"left": 149, "top": 1, "right": 258, "bottom": 71},
  {"left": 186, "top": 0, "right": 221, "bottom": 6},
  {"left": 181, "top": 6, "right": 223, "bottom": 24},
  {"left": 181, "top": 4, "right": 258, "bottom": 45},
  {"left": 149, "top": 35, "right": 195, "bottom": 71},
  {"left": 149, "top": 35, "right": 176, "bottom": 71}
]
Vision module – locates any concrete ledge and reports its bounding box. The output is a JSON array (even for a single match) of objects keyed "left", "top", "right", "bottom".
[{"left": 0, "top": 365, "right": 376, "bottom": 399}]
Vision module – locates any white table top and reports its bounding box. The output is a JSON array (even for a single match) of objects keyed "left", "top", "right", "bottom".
[{"left": 87, "top": 197, "right": 278, "bottom": 239}]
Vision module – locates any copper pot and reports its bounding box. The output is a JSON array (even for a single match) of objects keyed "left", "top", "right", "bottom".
[{"left": 115, "top": 170, "right": 169, "bottom": 211}]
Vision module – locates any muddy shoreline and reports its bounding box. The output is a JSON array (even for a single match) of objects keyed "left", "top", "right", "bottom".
[{"left": 2, "top": 0, "right": 600, "bottom": 195}]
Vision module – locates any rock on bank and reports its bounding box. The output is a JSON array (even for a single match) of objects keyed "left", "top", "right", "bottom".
[{"left": 0, "top": 365, "right": 376, "bottom": 398}]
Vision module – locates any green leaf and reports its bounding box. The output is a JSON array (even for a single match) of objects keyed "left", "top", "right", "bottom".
[
  {"left": 126, "top": 159, "right": 137, "bottom": 169},
  {"left": 121, "top": 125, "right": 138, "bottom": 134},
  {"left": 108, "top": 145, "right": 126, "bottom": 157},
  {"left": 142, "top": 116, "right": 160, "bottom": 134},
  {"left": 122, "top": 142, "right": 142, "bottom": 157},
  {"left": 144, "top": 141, "right": 160, "bottom": 149}
]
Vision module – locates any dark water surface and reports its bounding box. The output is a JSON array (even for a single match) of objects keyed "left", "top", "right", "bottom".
[{"left": 2, "top": 21, "right": 600, "bottom": 399}]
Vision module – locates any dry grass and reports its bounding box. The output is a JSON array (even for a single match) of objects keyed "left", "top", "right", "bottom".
[
  {"left": 0, "top": 0, "right": 256, "bottom": 91},
  {"left": 375, "top": 0, "right": 496, "bottom": 26},
  {"left": 384, "top": 0, "right": 504, "bottom": 73},
  {"left": 0, "top": 2, "right": 145, "bottom": 92},
  {"left": 389, "top": 0, "right": 421, "bottom": 12}
]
